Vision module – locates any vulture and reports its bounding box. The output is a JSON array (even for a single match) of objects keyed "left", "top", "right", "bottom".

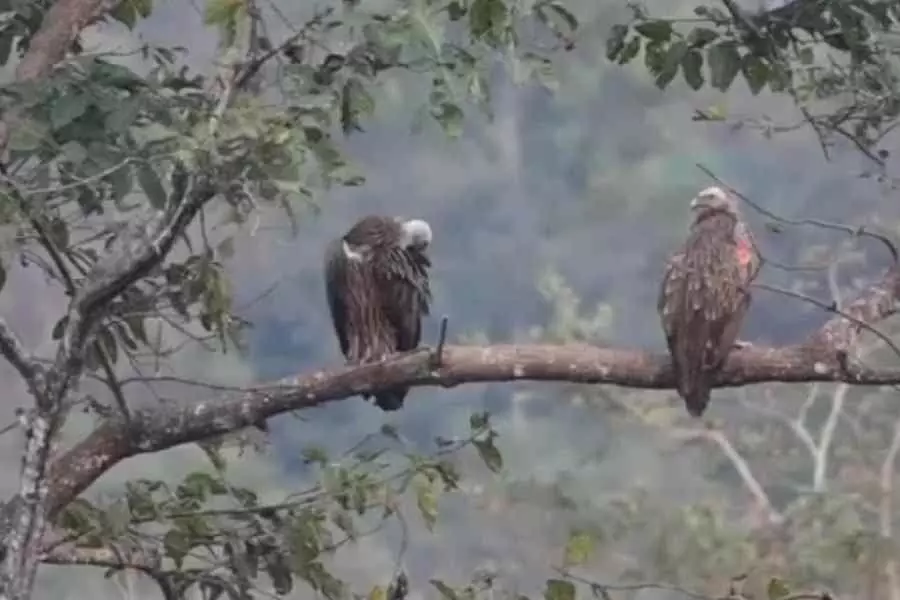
[
  {"left": 324, "top": 215, "right": 433, "bottom": 411},
  {"left": 658, "top": 186, "right": 760, "bottom": 417}
]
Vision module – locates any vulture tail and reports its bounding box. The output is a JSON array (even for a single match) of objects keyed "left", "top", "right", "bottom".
[
  {"left": 678, "top": 379, "right": 711, "bottom": 418},
  {"left": 365, "top": 387, "right": 409, "bottom": 412}
]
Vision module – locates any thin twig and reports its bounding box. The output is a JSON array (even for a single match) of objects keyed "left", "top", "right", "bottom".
[
  {"left": 753, "top": 282, "right": 900, "bottom": 361},
  {"left": 431, "top": 315, "right": 449, "bottom": 368},
  {"left": 696, "top": 163, "right": 899, "bottom": 262}
]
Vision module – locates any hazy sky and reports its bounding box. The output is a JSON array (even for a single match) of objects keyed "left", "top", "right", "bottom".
[{"left": 3, "top": 0, "right": 899, "bottom": 598}]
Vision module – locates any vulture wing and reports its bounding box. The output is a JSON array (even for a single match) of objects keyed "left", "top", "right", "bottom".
[
  {"left": 324, "top": 238, "right": 351, "bottom": 358},
  {"left": 659, "top": 213, "right": 756, "bottom": 417},
  {"left": 376, "top": 247, "right": 432, "bottom": 352}
]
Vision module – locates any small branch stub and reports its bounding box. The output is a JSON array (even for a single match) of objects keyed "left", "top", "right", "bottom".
[{"left": 430, "top": 315, "right": 449, "bottom": 369}]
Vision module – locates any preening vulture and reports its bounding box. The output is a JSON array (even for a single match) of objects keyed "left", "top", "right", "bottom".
[
  {"left": 324, "top": 215, "right": 433, "bottom": 411},
  {"left": 658, "top": 186, "right": 760, "bottom": 417}
]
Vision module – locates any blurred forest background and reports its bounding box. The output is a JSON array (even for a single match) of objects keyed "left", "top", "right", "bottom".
[{"left": 3, "top": 0, "right": 900, "bottom": 598}]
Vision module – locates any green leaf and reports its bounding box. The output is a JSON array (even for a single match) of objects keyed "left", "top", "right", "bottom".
[
  {"left": 563, "top": 531, "right": 594, "bottom": 567},
  {"left": 264, "top": 550, "right": 294, "bottom": 595},
  {"left": 518, "top": 52, "right": 558, "bottom": 91},
  {"left": 681, "top": 49, "right": 704, "bottom": 90},
  {"left": 741, "top": 54, "right": 770, "bottom": 95},
  {"left": 686, "top": 27, "right": 718, "bottom": 48},
  {"left": 217, "top": 237, "right": 234, "bottom": 260},
  {"left": 543, "top": 1, "right": 578, "bottom": 32},
  {"left": 137, "top": 163, "right": 168, "bottom": 209},
  {"left": 643, "top": 40, "right": 665, "bottom": 77},
  {"left": 474, "top": 438, "right": 503, "bottom": 473},
  {"left": 47, "top": 217, "right": 69, "bottom": 250},
  {"left": 9, "top": 119, "right": 50, "bottom": 152},
  {"left": 302, "top": 446, "right": 328, "bottom": 466},
  {"left": 694, "top": 5, "right": 728, "bottom": 21},
  {"left": 0, "top": 259, "right": 7, "bottom": 294},
  {"left": 51, "top": 316, "right": 68, "bottom": 340},
  {"left": 415, "top": 477, "right": 439, "bottom": 531},
  {"left": 798, "top": 46, "right": 814, "bottom": 65},
  {"left": 470, "top": 0, "right": 507, "bottom": 41},
  {"left": 655, "top": 40, "right": 686, "bottom": 89},
  {"left": 633, "top": 20, "right": 672, "bottom": 42},
  {"left": 341, "top": 78, "right": 375, "bottom": 134},
  {"left": 50, "top": 94, "right": 89, "bottom": 130},
  {"left": 380, "top": 423, "right": 400, "bottom": 440},
  {"left": 707, "top": 42, "right": 741, "bottom": 92},
  {"left": 430, "top": 580, "right": 460, "bottom": 600},
  {"left": 0, "top": 32, "right": 14, "bottom": 65},
  {"left": 447, "top": 1, "right": 466, "bottom": 20},
  {"left": 768, "top": 62, "right": 790, "bottom": 93},
  {"left": 97, "top": 326, "right": 118, "bottom": 367},
  {"left": 433, "top": 102, "right": 464, "bottom": 138},
  {"left": 331, "top": 508, "right": 357, "bottom": 539},
  {"left": 113, "top": 320, "right": 138, "bottom": 351},
  {"left": 61, "top": 141, "right": 88, "bottom": 165},
  {"left": 109, "top": 0, "right": 153, "bottom": 28},
  {"left": 544, "top": 579, "right": 575, "bottom": 600},
  {"left": 767, "top": 577, "right": 791, "bottom": 600},
  {"left": 107, "top": 164, "right": 132, "bottom": 206},
  {"left": 163, "top": 528, "right": 191, "bottom": 569},
  {"left": 617, "top": 36, "right": 641, "bottom": 64},
  {"left": 469, "top": 411, "right": 489, "bottom": 432},
  {"left": 605, "top": 24, "right": 628, "bottom": 60},
  {"left": 204, "top": 0, "right": 246, "bottom": 26},
  {"left": 105, "top": 99, "right": 142, "bottom": 133}
]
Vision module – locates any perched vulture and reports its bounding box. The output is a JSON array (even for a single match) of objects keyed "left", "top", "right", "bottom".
[
  {"left": 324, "top": 215, "right": 433, "bottom": 411},
  {"left": 658, "top": 186, "right": 760, "bottom": 417}
]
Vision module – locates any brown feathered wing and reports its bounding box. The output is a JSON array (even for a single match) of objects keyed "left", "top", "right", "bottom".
[
  {"left": 324, "top": 217, "right": 432, "bottom": 411},
  {"left": 658, "top": 213, "right": 758, "bottom": 417}
]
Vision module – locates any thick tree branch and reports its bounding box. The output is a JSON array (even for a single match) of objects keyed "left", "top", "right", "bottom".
[
  {"left": 57, "top": 176, "right": 217, "bottom": 388},
  {"left": 22, "top": 259, "right": 900, "bottom": 526},
  {"left": 31, "top": 344, "right": 900, "bottom": 519}
]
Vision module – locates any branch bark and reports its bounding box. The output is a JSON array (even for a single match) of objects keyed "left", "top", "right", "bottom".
[
  {"left": 41, "top": 543, "right": 161, "bottom": 572},
  {"left": 13, "top": 259, "right": 896, "bottom": 531},
  {"left": 0, "top": 320, "right": 43, "bottom": 395}
]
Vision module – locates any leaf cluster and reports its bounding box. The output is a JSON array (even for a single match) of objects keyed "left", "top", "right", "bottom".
[{"left": 606, "top": 0, "right": 900, "bottom": 158}]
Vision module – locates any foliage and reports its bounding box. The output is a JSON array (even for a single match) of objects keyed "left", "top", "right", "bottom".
[
  {"left": 606, "top": 0, "right": 900, "bottom": 166},
  {"left": 54, "top": 415, "right": 505, "bottom": 598}
]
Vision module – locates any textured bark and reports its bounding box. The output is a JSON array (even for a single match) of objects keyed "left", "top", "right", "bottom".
[{"left": 26, "top": 262, "right": 900, "bottom": 525}]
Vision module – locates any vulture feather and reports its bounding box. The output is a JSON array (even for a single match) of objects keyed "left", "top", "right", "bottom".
[{"left": 324, "top": 215, "right": 433, "bottom": 411}]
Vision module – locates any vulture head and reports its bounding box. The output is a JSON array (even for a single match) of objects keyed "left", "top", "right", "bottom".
[
  {"left": 689, "top": 186, "right": 741, "bottom": 221},
  {"left": 398, "top": 218, "right": 433, "bottom": 252}
]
